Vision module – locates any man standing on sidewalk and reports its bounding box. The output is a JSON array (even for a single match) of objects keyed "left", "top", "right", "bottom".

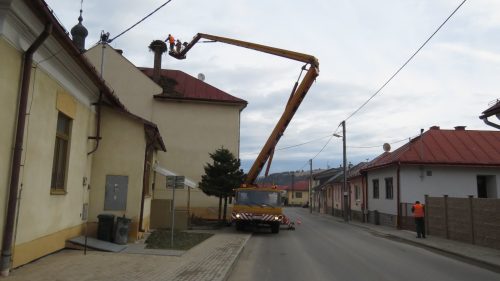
[{"left": 411, "top": 201, "right": 426, "bottom": 238}]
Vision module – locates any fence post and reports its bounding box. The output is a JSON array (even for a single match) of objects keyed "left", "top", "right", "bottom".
[
  {"left": 444, "top": 195, "right": 449, "bottom": 239},
  {"left": 469, "top": 195, "right": 475, "bottom": 244},
  {"left": 425, "top": 195, "right": 429, "bottom": 236}
]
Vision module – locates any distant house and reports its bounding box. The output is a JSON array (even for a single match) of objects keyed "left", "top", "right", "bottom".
[
  {"left": 284, "top": 180, "right": 310, "bottom": 206},
  {"left": 480, "top": 99, "right": 500, "bottom": 129},
  {"left": 347, "top": 162, "right": 368, "bottom": 222},
  {"left": 312, "top": 168, "right": 343, "bottom": 215},
  {"left": 361, "top": 126, "right": 500, "bottom": 227}
]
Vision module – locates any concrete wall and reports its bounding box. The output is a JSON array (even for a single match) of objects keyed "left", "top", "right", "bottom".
[
  {"left": 89, "top": 107, "right": 146, "bottom": 240},
  {"left": 400, "top": 165, "right": 500, "bottom": 203},
  {"left": 427, "top": 196, "right": 500, "bottom": 250}
]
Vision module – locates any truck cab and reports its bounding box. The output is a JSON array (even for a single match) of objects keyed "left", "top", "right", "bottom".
[{"left": 232, "top": 187, "right": 283, "bottom": 233}]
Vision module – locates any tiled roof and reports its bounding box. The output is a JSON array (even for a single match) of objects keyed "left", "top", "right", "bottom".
[
  {"left": 363, "top": 127, "right": 500, "bottom": 171},
  {"left": 347, "top": 162, "right": 368, "bottom": 178},
  {"left": 281, "top": 180, "right": 310, "bottom": 191},
  {"left": 139, "top": 68, "right": 247, "bottom": 106}
]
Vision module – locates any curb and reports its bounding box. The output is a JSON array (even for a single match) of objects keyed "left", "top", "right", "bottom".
[{"left": 221, "top": 234, "right": 251, "bottom": 281}]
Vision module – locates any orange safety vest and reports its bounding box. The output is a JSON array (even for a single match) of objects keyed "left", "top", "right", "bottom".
[
  {"left": 169, "top": 36, "right": 175, "bottom": 44},
  {"left": 413, "top": 203, "right": 424, "bottom": 218}
]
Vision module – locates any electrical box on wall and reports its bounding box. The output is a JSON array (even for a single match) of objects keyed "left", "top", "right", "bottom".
[{"left": 104, "top": 175, "right": 128, "bottom": 210}]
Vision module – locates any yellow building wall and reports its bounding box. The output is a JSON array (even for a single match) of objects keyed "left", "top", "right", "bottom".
[
  {"left": 7, "top": 64, "right": 95, "bottom": 267},
  {"left": 288, "top": 191, "right": 310, "bottom": 206},
  {"left": 152, "top": 101, "right": 242, "bottom": 216},
  {"left": 85, "top": 44, "right": 243, "bottom": 219},
  {"left": 84, "top": 44, "right": 162, "bottom": 122},
  {"left": 0, "top": 37, "right": 23, "bottom": 248},
  {"left": 89, "top": 108, "right": 147, "bottom": 240}
]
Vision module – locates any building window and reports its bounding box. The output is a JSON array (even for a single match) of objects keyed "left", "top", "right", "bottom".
[
  {"left": 355, "top": 185, "right": 360, "bottom": 200},
  {"left": 51, "top": 112, "right": 72, "bottom": 194},
  {"left": 373, "top": 179, "right": 379, "bottom": 199},
  {"left": 385, "top": 177, "right": 393, "bottom": 199},
  {"left": 295, "top": 192, "right": 302, "bottom": 198}
]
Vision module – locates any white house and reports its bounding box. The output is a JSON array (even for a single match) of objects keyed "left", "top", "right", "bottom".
[{"left": 362, "top": 126, "right": 500, "bottom": 227}]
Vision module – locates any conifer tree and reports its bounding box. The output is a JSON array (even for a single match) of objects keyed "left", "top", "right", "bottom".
[{"left": 199, "top": 147, "right": 244, "bottom": 222}]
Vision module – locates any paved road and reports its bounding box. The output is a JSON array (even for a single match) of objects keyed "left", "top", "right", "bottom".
[{"left": 228, "top": 207, "right": 500, "bottom": 281}]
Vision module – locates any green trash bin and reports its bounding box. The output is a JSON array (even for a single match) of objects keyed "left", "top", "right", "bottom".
[
  {"left": 97, "top": 214, "right": 115, "bottom": 242},
  {"left": 114, "top": 216, "right": 131, "bottom": 245}
]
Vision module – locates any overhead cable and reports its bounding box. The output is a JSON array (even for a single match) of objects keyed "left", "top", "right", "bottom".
[{"left": 344, "top": 0, "right": 467, "bottom": 121}]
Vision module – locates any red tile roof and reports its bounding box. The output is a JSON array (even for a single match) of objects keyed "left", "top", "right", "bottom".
[
  {"left": 363, "top": 127, "right": 500, "bottom": 171},
  {"left": 139, "top": 68, "right": 247, "bottom": 106},
  {"left": 283, "top": 180, "right": 310, "bottom": 191}
]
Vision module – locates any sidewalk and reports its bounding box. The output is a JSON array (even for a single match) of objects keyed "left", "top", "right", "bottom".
[
  {"left": 6, "top": 229, "right": 250, "bottom": 281},
  {"left": 331, "top": 215, "right": 500, "bottom": 272}
]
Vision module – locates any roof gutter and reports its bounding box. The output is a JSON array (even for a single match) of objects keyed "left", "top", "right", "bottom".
[
  {"left": 1, "top": 23, "right": 53, "bottom": 277},
  {"left": 481, "top": 116, "right": 500, "bottom": 130}
]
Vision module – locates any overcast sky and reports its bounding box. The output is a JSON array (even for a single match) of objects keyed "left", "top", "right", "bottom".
[{"left": 45, "top": 0, "right": 500, "bottom": 174}]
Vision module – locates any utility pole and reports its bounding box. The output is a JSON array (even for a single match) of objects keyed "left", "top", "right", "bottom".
[
  {"left": 309, "top": 159, "right": 312, "bottom": 213},
  {"left": 342, "top": 121, "right": 348, "bottom": 222}
]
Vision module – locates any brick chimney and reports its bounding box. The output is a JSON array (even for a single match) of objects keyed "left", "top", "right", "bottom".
[
  {"left": 148, "top": 40, "right": 167, "bottom": 83},
  {"left": 430, "top": 126, "right": 440, "bottom": 130}
]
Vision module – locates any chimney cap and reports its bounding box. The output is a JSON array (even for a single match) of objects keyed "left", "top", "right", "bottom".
[{"left": 454, "top": 126, "right": 466, "bottom": 130}]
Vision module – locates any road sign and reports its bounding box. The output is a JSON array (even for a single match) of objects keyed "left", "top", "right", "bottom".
[{"left": 175, "top": 176, "right": 185, "bottom": 189}]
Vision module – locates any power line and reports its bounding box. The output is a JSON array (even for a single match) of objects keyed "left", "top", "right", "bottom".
[
  {"left": 344, "top": 0, "right": 467, "bottom": 121},
  {"left": 108, "top": 0, "right": 174, "bottom": 43},
  {"left": 293, "top": 0, "right": 467, "bottom": 171}
]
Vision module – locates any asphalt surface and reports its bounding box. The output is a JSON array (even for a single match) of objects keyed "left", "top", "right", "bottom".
[{"left": 227, "top": 207, "right": 500, "bottom": 281}]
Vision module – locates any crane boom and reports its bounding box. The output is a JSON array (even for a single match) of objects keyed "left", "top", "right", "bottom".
[{"left": 170, "top": 33, "right": 319, "bottom": 185}]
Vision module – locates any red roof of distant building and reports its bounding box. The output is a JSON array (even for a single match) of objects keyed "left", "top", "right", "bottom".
[
  {"left": 139, "top": 68, "right": 247, "bottom": 106},
  {"left": 283, "top": 180, "right": 309, "bottom": 191},
  {"left": 363, "top": 127, "right": 500, "bottom": 171}
]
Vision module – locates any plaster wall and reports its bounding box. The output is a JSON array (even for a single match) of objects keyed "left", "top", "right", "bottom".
[
  {"left": 84, "top": 44, "right": 162, "bottom": 121},
  {"left": 0, "top": 37, "right": 22, "bottom": 248},
  {"left": 400, "top": 165, "right": 500, "bottom": 203},
  {"left": 367, "top": 166, "right": 398, "bottom": 215},
  {"left": 89, "top": 108, "right": 146, "bottom": 232}
]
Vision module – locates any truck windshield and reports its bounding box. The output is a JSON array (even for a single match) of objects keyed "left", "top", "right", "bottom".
[{"left": 236, "top": 190, "right": 281, "bottom": 207}]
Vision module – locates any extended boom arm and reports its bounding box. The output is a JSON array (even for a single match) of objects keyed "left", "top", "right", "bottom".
[{"left": 170, "top": 33, "right": 319, "bottom": 185}]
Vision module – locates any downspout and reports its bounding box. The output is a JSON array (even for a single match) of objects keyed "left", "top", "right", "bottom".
[
  {"left": 1, "top": 23, "right": 53, "bottom": 277},
  {"left": 396, "top": 163, "right": 401, "bottom": 229},
  {"left": 87, "top": 92, "right": 102, "bottom": 155},
  {"left": 481, "top": 117, "right": 500, "bottom": 130},
  {"left": 139, "top": 133, "right": 156, "bottom": 232}
]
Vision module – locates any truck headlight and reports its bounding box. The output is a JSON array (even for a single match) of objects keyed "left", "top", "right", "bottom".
[
  {"left": 236, "top": 213, "right": 241, "bottom": 218},
  {"left": 274, "top": 216, "right": 279, "bottom": 221}
]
